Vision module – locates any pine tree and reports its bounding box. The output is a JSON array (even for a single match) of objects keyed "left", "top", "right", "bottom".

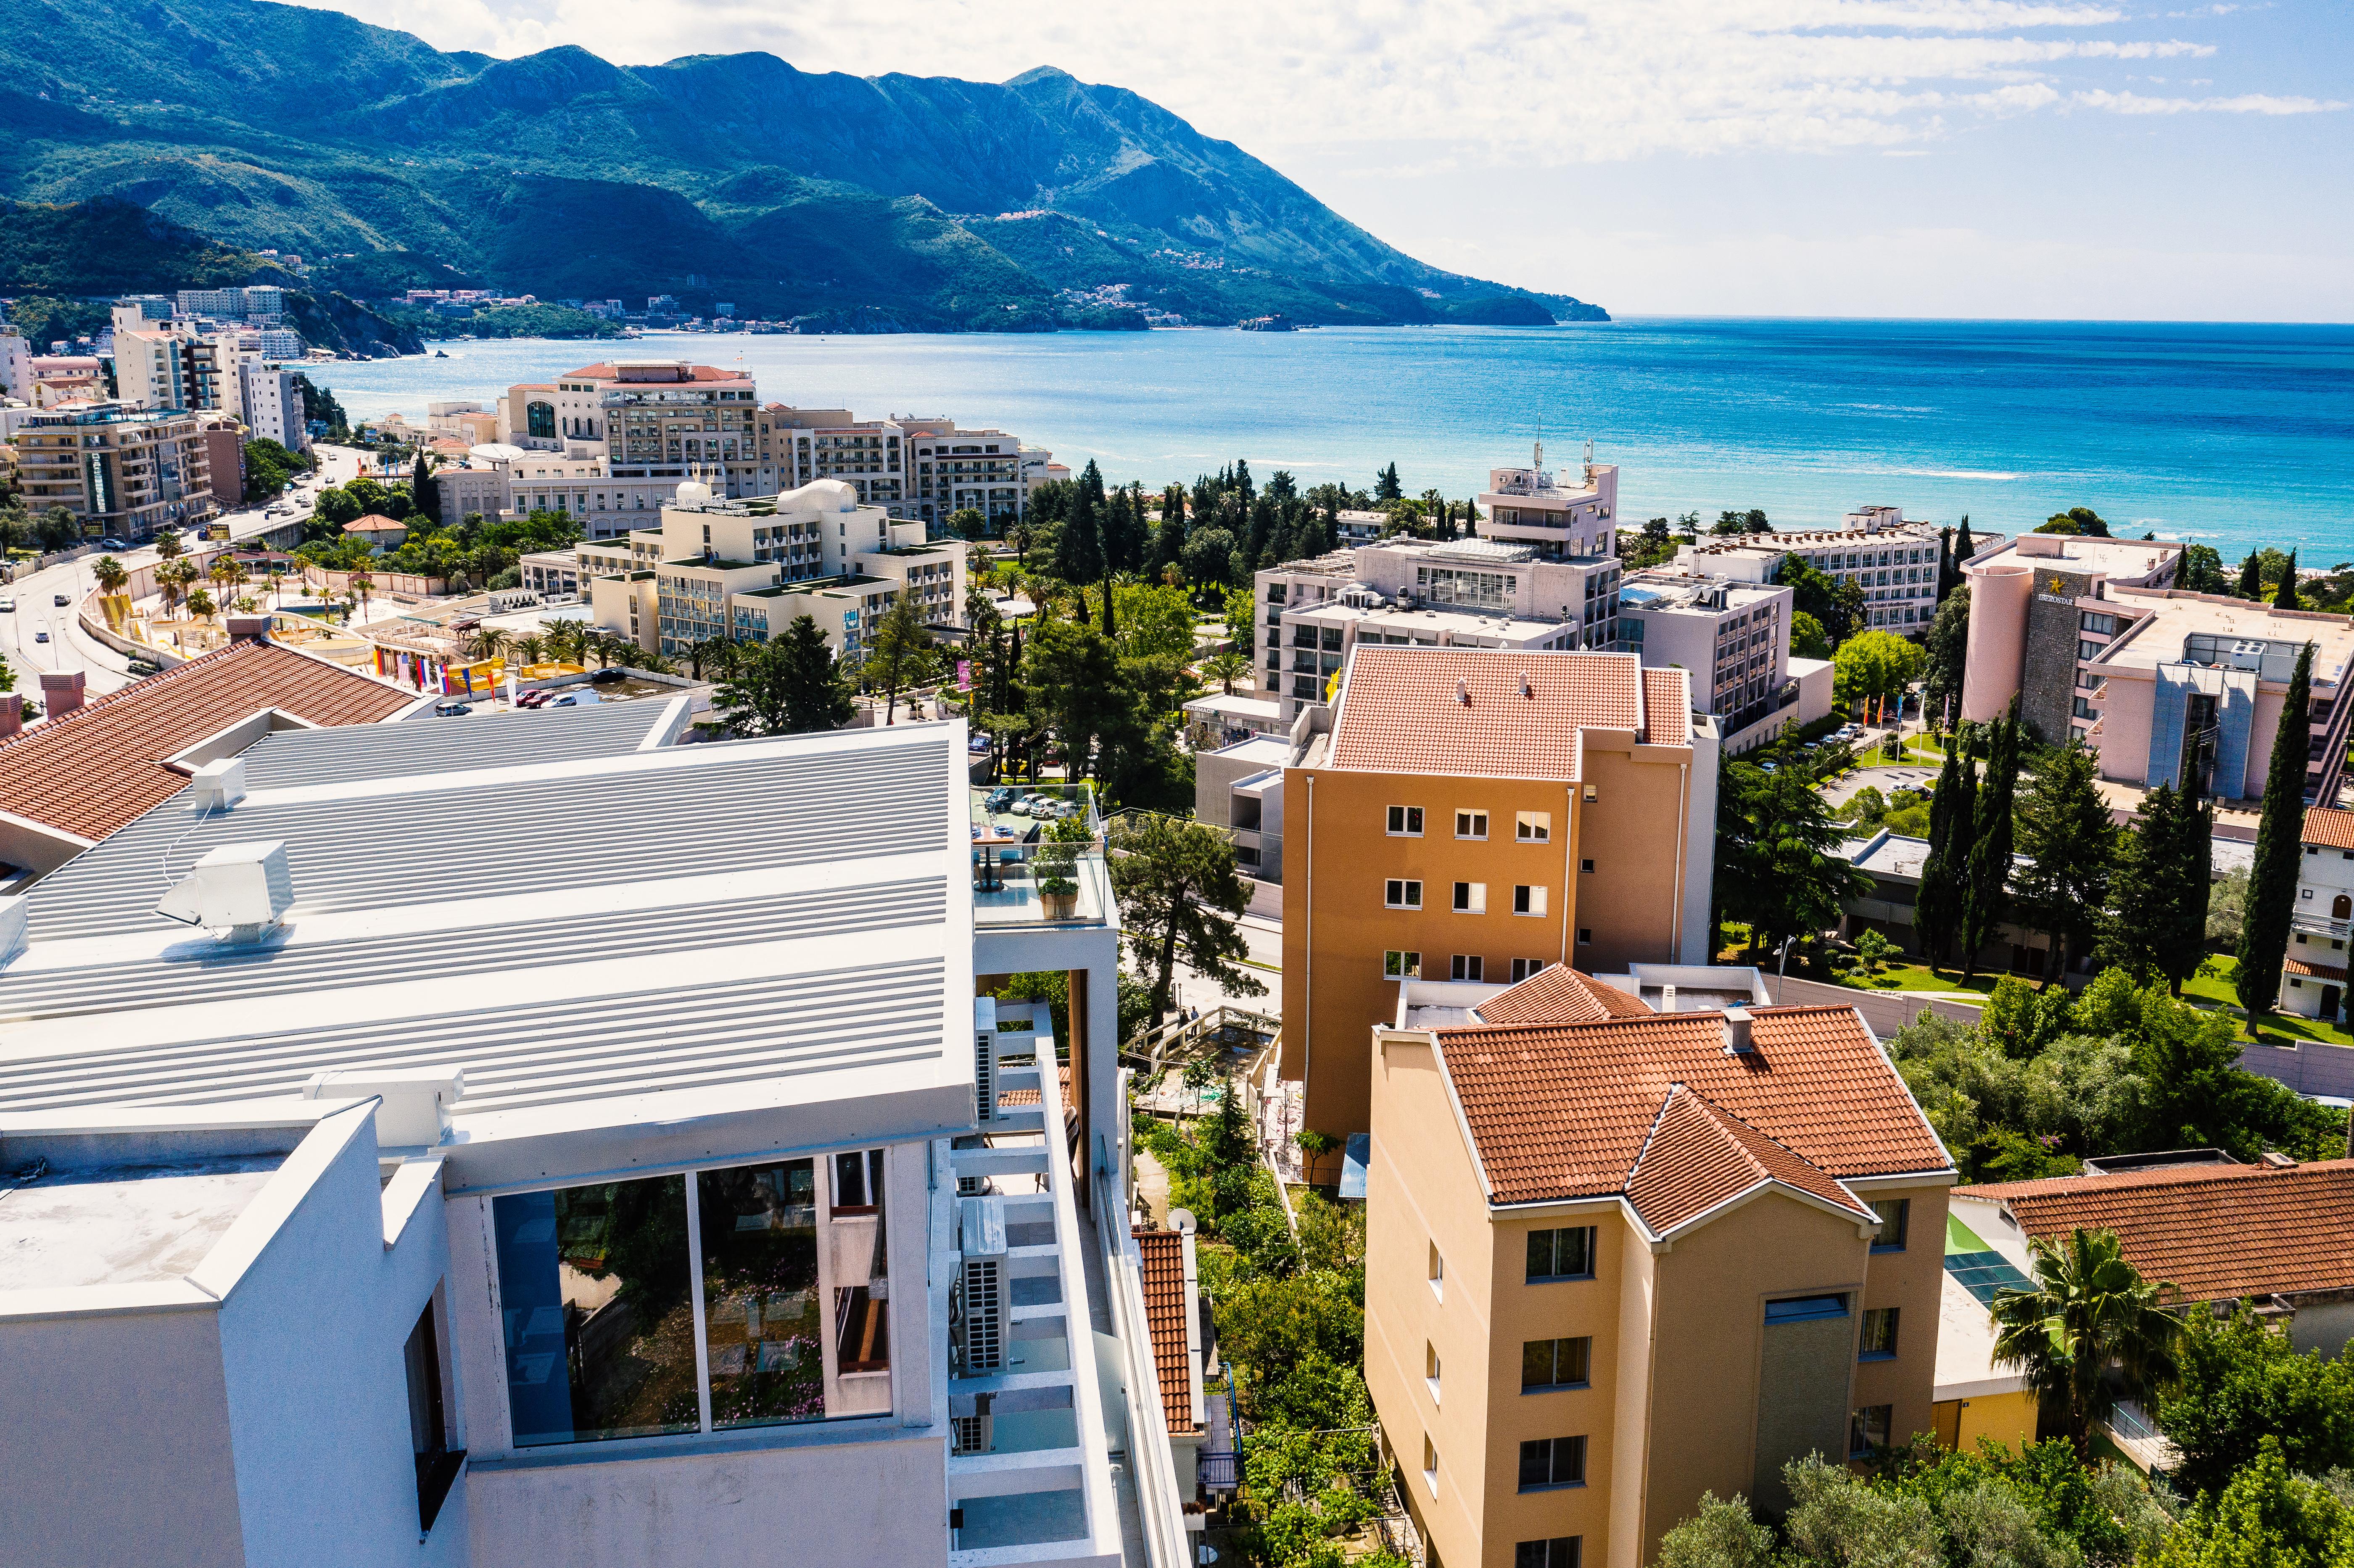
[
  {"left": 1954, "top": 514, "right": 1974, "bottom": 564},
  {"left": 2275, "top": 550, "right": 2301, "bottom": 609},
  {"left": 1100, "top": 566, "right": 1117, "bottom": 640},
  {"left": 1935, "top": 526, "right": 1957, "bottom": 602},
  {"left": 1960, "top": 712, "right": 2015, "bottom": 980},
  {"left": 1058, "top": 480, "right": 1103, "bottom": 585},
  {"left": 1375, "top": 463, "right": 1402, "bottom": 503},
  {"left": 2015, "top": 741, "right": 2116, "bottom": 987},
  {"left": 2238, "top": 551, "right": 2263, "bottom": 599},
  {"left": 2238, "top": 641, "right": 2314, "bottom": 1019},
  {"left": 1915, "top": 743, "right": 1973, "bottom": 967},
  {"left": 2103, "top": 783, "right": 2211, "bottom": 992}
]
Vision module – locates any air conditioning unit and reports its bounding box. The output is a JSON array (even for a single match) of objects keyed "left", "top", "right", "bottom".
[
  {"left": 953, "top": 1195, "right": 1009, "bottom": 1378},
  {"left": 974, "top": 996, "right": 998, "bottom": 1125},
  {"left": 155, "top": 841, "right": 293, "bottom": 937}
]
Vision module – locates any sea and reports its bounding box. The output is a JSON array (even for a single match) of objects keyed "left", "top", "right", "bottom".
[{"left": 316, "top": 318, "right": 2354, "bottom": 561}]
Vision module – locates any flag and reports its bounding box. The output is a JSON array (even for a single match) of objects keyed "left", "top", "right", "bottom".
[{"left": 957, "top": 660, "right": 972, "bottom": 692}]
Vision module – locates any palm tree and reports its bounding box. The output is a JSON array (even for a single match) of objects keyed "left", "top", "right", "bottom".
[
  {"left": 91, "top": 555, "right": 128, "bottom": 597},
  {"left": 1201, "top": 650, "right": 1250, "bottom": 695},
  {"left": 208, "top": 555, "right": 238, "bottom": 599},
  {"left": 1990, "top": 1227, "right": 2181, "bottom": 1460},
  {"left": 348, "top": 568, "right": 372, "bottom": 619},
  {"left": 186, "top": 587, "right": 217, "bottom": 627},
  {"left": 468, "top": 625, "right": 510, "bottom": 664},
  {"left": 515, "top": 634, "right": 546, "bottom": 669},
  {"left": 156, "top": 530, "right": 185, "bottom": 564}
]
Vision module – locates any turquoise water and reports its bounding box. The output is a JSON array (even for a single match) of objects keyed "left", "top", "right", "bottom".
[{"left": 317, "top": 319, "right": 2354, "bottom": 559}]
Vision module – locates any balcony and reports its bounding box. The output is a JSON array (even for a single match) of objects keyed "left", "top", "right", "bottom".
[
  {"left": 2291, "top": 909, "right": 2352, "bottom": 942},
  {"left": 971, "top": 785, "right": 1114, "bottom": 928}
]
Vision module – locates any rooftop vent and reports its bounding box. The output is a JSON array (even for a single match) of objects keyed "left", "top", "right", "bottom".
[
  {"left": 1660, "top": 983, "right": 1677, "bottom": 1013},
  {"left": 156, "top": 840, "right": 293, "bottom": 938},
  {"left": 304, "top": 1066, "right": 465, "bottom": 1148},
  {"left": 1519, "top": 671, "right": 1533, "bottom": 698},
  {"left": 1722, "top": 1005, "right": 1754, "bottom": 1054},
  {"left": 1456, "top": 678, "right": 1470, "bottom": 706},
  {"left": 189, "top": 756, "right": 247, "bottom": 812}
]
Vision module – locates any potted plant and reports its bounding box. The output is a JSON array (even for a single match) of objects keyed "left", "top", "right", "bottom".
[{"left": 1037, "top": 873, "right": 1079, "bottom": 919}]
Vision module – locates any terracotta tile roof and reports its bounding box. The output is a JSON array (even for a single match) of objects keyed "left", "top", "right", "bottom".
[
  {"left": 991, "top": 1063, "right": 1072, "bottom": 1109},
  {"left": 343, "top": 514, "right": 407, "bottom": 532},
  {"left": 1473, "top": 965, "right": 1650, "bottom": 1026},
  {"left": 2302, "top": 808, "right": 2354, "bottom": 850},
  {"left": 1625, "top": 1086, "right": 1874, "bottom": 1233},
  {"left": 1327, "top": 648, "right": 1660, "bottom": 781},
  {"left": 1955, "top": 1160, "right": 2354, "bottom": 1302},
  {"left": 2284, "top": 956, "right": 2349, "bottom": 982},
  {"left": 1641, "top": 668, "right": 1692, "bottom": 744},
  {"left": 1436, "top": 1005, "right": 1950, "bottom": 1210},
  {"left": 1132, "top": 1228, "right": 1198, "bottom": 1434},
  {"left": 0, "top": 642, "right": 412, "bottom": 845}
]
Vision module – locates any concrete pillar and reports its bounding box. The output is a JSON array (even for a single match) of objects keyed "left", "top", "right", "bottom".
[{"left": 39, "top": 671, "right": 85, "bottom": 719}]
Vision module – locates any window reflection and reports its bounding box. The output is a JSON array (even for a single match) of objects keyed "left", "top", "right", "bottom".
[
  {"left": 493, "top": 1174, "right": 698, "bottom": 1447},
  {"left": 699, "top": 1161, "right": 825, "bottom": 1429}
]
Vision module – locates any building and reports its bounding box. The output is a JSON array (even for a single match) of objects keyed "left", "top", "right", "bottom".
[
  {"left": 500, "top": 361, "right": 762, "bottom": 490},
  {"left": 2066, "top": 588, "right": 2354, "bottom": 808},
  {"left": 236, "top": 357, "right": 309, "bottom": 451},
  {"left": 1478, "top": 445, "right": 1621, "bottom": 562},
  {"left": 173, "top": 284, "right": 285, "bottom": 320},
  {"left": 27, "top": 356, "right": 107, "bottom": 408},
  {"left": 197, "top": 415, "right": 247, "bottom": 507},
  {"left": 0, "top": 325, "right": 32, "bottom": 399},
  {"left": 1194, "top": 733, "right": 1291, "bottom": 882},
  {"left": 2279, "top": 806, "right": 2354, "bottom": 1020},
  {"left": 0, "top": 636, "right": 416, "bottom": 877},
  {"left": 1181, "top": 691, "right": 1284, "bottom": 751},
  {"left": 1678, "top": 510, "right": 2003, "bottom": 640},
  {"left": 1280, "top": 646, "right": 1719, "bottom": 1139},
  {"left": 1957, "top": 533, "right": 2183, "bottom": 737},
  {"left": 1615, "top": 570, "right": 1794, "bottom": 735},
  {"left": 10, "top": 401, "right": 218, "bottom": 540},
  {"left": 1365, "top": 965, "right": 1954, "bottom": 1567},
  {"left": 344, "top": 515, "right": 411, "bottom": 551},
  {"left": 1952, "top": 1152, "right": 2354, "bottom": 1359},
  {"left": 0, "top": 712, "right": 1171, "bottom": 1568},
  {"left": 1836, "top": 830, "right": 2062, "bottom": 979},
  {"left": 905, "top": 423, "right": 1033, "bottom": 532}
]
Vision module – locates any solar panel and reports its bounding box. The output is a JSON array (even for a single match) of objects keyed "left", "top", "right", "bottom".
[{"left": 1945, "top": 1249, "right": 2037, "bottom": 1307}]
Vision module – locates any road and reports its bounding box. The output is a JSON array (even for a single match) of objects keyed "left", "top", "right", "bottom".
[{"left": 0, "top": 446, "right": 357, "bottom": 700}]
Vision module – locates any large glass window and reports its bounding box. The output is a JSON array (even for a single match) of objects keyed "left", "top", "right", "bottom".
[
  {"left": 493, "top": 1149, "right": 893, "bottom": 1450},
  {"left": 1527, "top": 1226, "right": 1595, "bottom": 1282}
]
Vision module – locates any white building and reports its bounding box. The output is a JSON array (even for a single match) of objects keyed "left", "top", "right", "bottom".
[
  {"left": 0, "top": 708, "right": 1182, "bottom": 1568},
  {"left": 237, "top": 357, "right": 309, "bottom": 451},
  {"left": 0, "top": 326, "right": 29, "bottom": 401},
  {"left": 2281, "top": 806, "right": 2354, "bottom": 1022},
  {"left": 1615, "top": 569, "right": 1795, "bottom": 732},
  {"left": 1676, "top": 509, "right": 2003, "bottom": 635}
]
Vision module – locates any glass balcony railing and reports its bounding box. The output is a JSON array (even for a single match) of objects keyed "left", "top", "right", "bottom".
[{"left": 970, "top": 785, "right": 1112, "bottom": 927}]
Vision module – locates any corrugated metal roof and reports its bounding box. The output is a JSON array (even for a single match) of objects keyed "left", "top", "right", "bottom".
[{"left": 237, "top": 698, "right": 673, "bottom": 790}]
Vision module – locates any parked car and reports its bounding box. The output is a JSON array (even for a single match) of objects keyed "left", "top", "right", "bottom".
[
  {"left": 32, "top": 631, "right": 48, "bottom": 643},
  {"left": 984, "top": 788, "right": 1014, "bottom": 814},
  {"left": 434, "top": 701, "right": 473, "bottom": 717},
  {"left": 547, "top": 690, "right": 599, "bottom": 707},
  {"left": 514, "top": 689, "right": 552, "bottom": 709},
  {"left": 52, "top": 593, "right": 70, "bottom": 607},
  {"left": 96, "top": 538, "right": 128, "bottom": 551},
  {"left": 0, "top": 598, "right": 14, "bottom": 613},
  {"left": 968, "top": 734, "right": 993, "bottom": 755},
  {"left": 590, "top": 667, "right": 625, "bottom": 685}
]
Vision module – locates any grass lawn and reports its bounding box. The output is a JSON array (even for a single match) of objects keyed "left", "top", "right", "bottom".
[
  {"left": 1833, "top": 962, "right": 2003, "bottom": 998},
  {"left": 2182, "top": 953, "right": 2354, "bottom": 1047}
]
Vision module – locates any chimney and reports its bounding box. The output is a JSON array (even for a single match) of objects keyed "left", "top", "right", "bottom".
[
  {"left": 1660, "top": 983, "right": 1677, "bottom": 1013},
  {"left": 2259, "top": 1150, "right": 2297, "bottom": 1169},
  {"left": 1456, "top": 678, "right": 1470, "bottom": 706},
  {"left": 1519, "top": 671, "right": 1533, "bottom": 698},
  {"left": 1722, "top": 1005, "right": 1754, "bottom": 1054},
  {"left": 226, "top": 614, "right": 271, "bottom": 644},
  {"left": 0, "top": 694, "right": 19, "bottom": 740},
  {"left": 39, "top": 670, "right": 84, "bottom": 718}
]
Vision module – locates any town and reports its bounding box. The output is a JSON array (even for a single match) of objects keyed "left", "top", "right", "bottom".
[{"left": 1, "top": 331, "right": 2350, "bottom": 1568}]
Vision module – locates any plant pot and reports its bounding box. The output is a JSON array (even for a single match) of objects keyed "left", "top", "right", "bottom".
[{"left": 1039, "top": 885, "right": 1079, "bottom": 919}]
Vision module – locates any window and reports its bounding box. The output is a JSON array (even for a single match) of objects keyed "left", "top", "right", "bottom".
[
  {"left": 1522, "top": 1336, "right": 1593, "bottom": 1391},
  {"left": 1860, "top": 1308, "right": 1899, "bottom": 1361},
  {"left": 1516, "top": 811, "right": 1552, "bottom": 842},
  {"left": 1427, "top": 1341, "right": 1442, "bottom": 1395},
  {"left": 1528, "top": 1226, "right": 1595, "bottom": 1282},
  {"left": 1514, "top": 885, "right": 1548, "bottom": 917},
  {"left": 1453, "top": 881, "right": 1487, "bottom": 914},
  {"left": 1386, "top": 879, "right": 1423, "bottom": 909},
  {"left": 1429, "top": 1242, "right": 1444, "bottom": 1297},
  {"left": 1765, "top": 1294, "right": 1849, "bottom": 1325},
  {"left": 1851, "top": 1404, "right": 1893, "bottom": 1457},
  {"left": 1384, "top": 950, "right": 1423, "bottom": 979},
  {"left": 1871, "top": 1198, "right": 1910, "bottom": 1252},
  {"left": 1388, "top": 805, "right": 1424, "bottom": 836},
  {"left": 1580, "top": 858, "right": 1595, "bottom": 873},
  {"left": 492, "top": 1150, "right": 893, "bottom": 1449},
  {"left": 1517, "top": 1538, "right": 1583, "bottom": 1568},
  {"left": 404, "top": 1301, "right": 462, "bottom": 1531},
  {"left": 1511, "top": 958, "right": 1550, "bottom": 982},
  {"left": 1517, "top": 1434, "right": 1587, "bottom": 1491},
  {"left": 1456, "top": 810, "right": 1488, "bottom": 839},
  {"left": 1424, "top": 1435, "right": 1439, "bottom": 1492},
  {"left": 1450, "top": 954, "right": 1484, "bottom": 981},
  {"left": 1576, "top": 928, "right": 1593, "bottom": 945}
]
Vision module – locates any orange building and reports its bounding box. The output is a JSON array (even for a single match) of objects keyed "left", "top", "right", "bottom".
[
  {"left": 1280, "top": 648, "right": 1719, "bottom": 1142},
  {"left": 1365, "top": 969, "right": 1954, "bottom": 1568}
]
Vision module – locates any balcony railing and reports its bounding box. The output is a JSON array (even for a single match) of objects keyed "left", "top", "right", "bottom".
[
  {"left": 971, "top": 785, "right": 1113, "bottom": 928},
  {"left": 2291, "top": 910, "right": 2352, "bottom": 941}
]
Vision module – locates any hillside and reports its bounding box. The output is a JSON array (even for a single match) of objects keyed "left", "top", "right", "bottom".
[{"left": 0, "top": 0, "right": 1606, "bottom": 334}]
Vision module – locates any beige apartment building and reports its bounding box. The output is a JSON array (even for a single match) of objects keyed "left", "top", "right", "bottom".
[
  {"left": 1280, "top": 647, "right": 1719, "bottom": 1141},
  {"left": 1366, "top": 968, "right": 1954, "bottom": 1568},
  {"left": 12, "top": 401, "right": 215, "bottom": 540}
]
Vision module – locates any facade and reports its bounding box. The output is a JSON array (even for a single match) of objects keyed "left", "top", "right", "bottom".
[
  {"left": 1280, "top": 647, "right": 1720, "bottom": 1139},
  {"left": 1956, "top": 533, "right": 2182, "bottom": 738},
  {"left": 236, "top": 357, "right": 309, "bottom": 451},
  {"left": 2280, "top": 807, "right": 2354, "bottom": 1020},
  {"left": 174, "top": 285, "right": 286, "bottom": 320},
  {"left": 11, "top": 401, "right": 217, "bottom": 540},
  {"left": 1365, "top": 967, "right": 1954, "bottom": 1567},
  {"left": 0, "top": 326, "right": 29, "bottom": 399},
  {"left": 198, "top": 416, "right": 247, "bottom": 508},
  {"left": 0, "top": 711, "right": 1167, "bottom": 1568},
  {"left": 1678, "top": 510, "right": 2002, "bottom": 640},
  {"left": 1615, "top": 571, "right": 1793, "bottom": 731},
  {"left": 1193, "top": 733, "right": 1291, "bottom": 882}
]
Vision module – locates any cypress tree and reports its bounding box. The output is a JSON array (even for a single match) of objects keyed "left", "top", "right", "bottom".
[
  {"left": 1916, "top": 744, "right": 1972, "bottom": 968},
  {"left": 2237, "top": 641, "right": 2315, "bottom": 1019},
  {"left": 2238, "top": 551, "right": 2263, "bottom": 599},
  {"left": 1935, "top": 526, "right": 1956, "bottom": 603},
  {"left": 2103, "top": 783, "right": 2209, "bottom": 993},
  {"left": 2015, "top": 741, "right": 2116, "bottom": 988},
  {"left": 1960, "top": 709, "right": 2017, "bottom": 980},
  {"left": 2275, "top": 550, "right": 2301, "bottom": 610},
  {"left": 1954, "top": 514, "right": 1974, "bottom": 564}
]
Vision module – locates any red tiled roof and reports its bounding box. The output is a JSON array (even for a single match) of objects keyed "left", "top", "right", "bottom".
[
  {"left": 0, "top": 642, "right": 412, "bottom": 844},
  {"left": 1955, "top": 1160, "right": 2354, "bottom": 1302},
  {"left": 1641, "top": 669, "right": 1692, "bottom": 744},
  {"left": 1132, "top": 1228, "right": 1198, "bottom": 1434},
  {"left": 1625, "top": 1086, "right": 1874, "bottom": 1233},
  {"left": 343, "top": 514, "right": 407, "bottom": 532},
  {"left": 1436, "top": 1005, "right": 1950, "bottom": 1209},
  {"left": 2302, "top": 808, "right": 2354, "bottom": 850},
  {"left": 2285, "top": 956, "right": 2349, "bottom": 982},
  {"left": 992, "top": 1063, "right": 1072, "bottom": 1109},
  {"left": 1474, "top": 965, "right": 1650, "bottom": 1026},
  {"left": 1328, "top": 648, "right": 1665, "bottom": 781}
]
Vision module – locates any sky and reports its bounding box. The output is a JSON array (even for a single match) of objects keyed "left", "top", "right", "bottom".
[{"left": 294, "top": 0, "right": 2353, "bottom": 322}]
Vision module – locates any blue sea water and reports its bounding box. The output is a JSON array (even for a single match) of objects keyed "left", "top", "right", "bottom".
[{"left": 319, "top": 318, "right": 2354, "bottom": 560}]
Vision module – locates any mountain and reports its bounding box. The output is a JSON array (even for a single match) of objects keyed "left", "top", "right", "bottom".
[{"left": 0, "top": 0, "right": 1605, "bottom": 334}]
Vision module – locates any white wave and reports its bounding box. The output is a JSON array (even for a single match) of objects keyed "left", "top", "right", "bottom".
[{"left": 1888, "top": 467, "right": 2024, "bottom": 481}]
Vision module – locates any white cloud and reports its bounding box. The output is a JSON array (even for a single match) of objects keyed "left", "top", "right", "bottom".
[{"left": 2072, "top": 88, "right": 2349, "bottom": 113}]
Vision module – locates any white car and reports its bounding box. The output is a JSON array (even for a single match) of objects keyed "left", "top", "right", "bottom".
[{"left": 0, "top": 599, "right": 13, "bottom": 613}]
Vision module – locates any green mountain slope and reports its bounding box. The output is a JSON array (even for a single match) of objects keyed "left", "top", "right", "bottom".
[{"left": 0, "top": 0, "right": 1607, "bottom": 331}]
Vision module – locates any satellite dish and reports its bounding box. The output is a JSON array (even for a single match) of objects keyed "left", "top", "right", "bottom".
[{"left": 1167, "top": 1208, "right": 1198, "bottom": 1235}]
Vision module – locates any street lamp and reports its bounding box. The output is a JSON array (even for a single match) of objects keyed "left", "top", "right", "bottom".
[{"left": 1775, "top": 933, "right": 1800, "bottom": 1004}]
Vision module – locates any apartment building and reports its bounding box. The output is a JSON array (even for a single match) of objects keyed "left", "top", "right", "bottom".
[
  {"left": 756, "top": 412, "right": 1039, "bottom": 533},
  {"left": 1480, "top": 446, "right": 1621, "bottom": 562},
  {"left": 556, "top": 479, "right": 967, "bottom": 659},
  {"left": 0, "top": 326, "right": 29, "bottom": 400},
  {"left": 501, "top": 361, "right": 764, "bottom": 487},
  {"left": 1280, "top": 647, "right": 1720, "bottom": 1140},
  {"left": 2277, "top": 806, "right": 2354, "bottom": 1021},
  {"left": 197, "top": 415, "right": 247, "bottom": 507},
  {"left": 1678, "top": 509, "right": 2004, "bottom": 638},
  {"left": 0, "top": 710, "right": 1170, "bottom": 1568},
  {"left": 113, "top": 325, "right": 230, "bottom": 414},
  {"left": 174, "top": 284, "right": 286, "bottom": 320},
  {"left": 1365, "top": 967, "right": 1954, "bottom": 1567},
  {"left": 236, "top": 356, "right": 308, "bottom": 451},
  {"left": 1615, "top": 572, "right": 1794, "bottom": 733},
  {"left": 11, "top": 401, "right": 216, "bottom": 540},
  {"left": 1958, "top": 532, "right": 2183, "bottom": 737}
]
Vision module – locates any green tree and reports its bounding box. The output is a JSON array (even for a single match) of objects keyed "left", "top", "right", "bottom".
[
  {"left": 1106, "top": 814, "right": 1264, "bottom": 1028},
  {"left": 1791, "top": 611, "right": 1833, "bottom": 660},
  {"left": 2158, "top": 1302, "right": 2354, "bottom": 1500},
  {"left": 2037, "top": 507, "right": 2110, "bottom": 537},
  {"left": 2102, "top": 782, "right": 2212, "bottom": 993},
  {"left": 1921, "top": 585, "right": 1970, "bottom": 730},
  {"left": 2146, "top": 1440, "right": 2354, "bottom": 1568},
  {"left": 1834, "top": 629, "right": 1925, "bottom": 719},
  {"left": 2015, "top": 742, "right": 2116, "bottom": 987},
  {"left": 1657, "top": 1492, "right": 1776, "bottom": 1568},
  {"left": 1960, "top": 713, "right": 2014, "bottom": 981},
  {"left": 2276, "top": 550, "right": 2303, "bottom": 610},
  {"left": 409, "top": 450, "right": 439, "bottom": 524},
  {"left": 1916, "top": 743, "right": 1974, "bottom": 968},
  {"left": 1374, "top": 462, "right": 1402, "bottom": 502},
  {"left": 2238, "top": 641, "right": 2314, "bottom": 1018},
  {"left": 1990, "top": 1227, "right": 2180, "bottom": 1461},
  {"left": 1202, "top": 649, "right": 1249, "bottom": 694},
  {"left": 2180, "top": 543, "right": 2227, "bottom": 595},
  {"left": 714, "top": 619, "right": 854, "bottom": 734},
  {"left": 947, "top": 506, "right": 988, "bottom": 541},
  {"left": 865, "top": 590, "right": 932, "bottom": 725},
  {"left": 1782, "top": 1454, "right": 1944, "bottom": 1568},
  {"left": 2239, "top": 551, "right": 2265, "bottom": 599},
  {"left": 90, "top": 554, "right": 128, "bottom": 596},
  {"left": 1715, "top": 742, "right": 1871, "bottom": 959}
]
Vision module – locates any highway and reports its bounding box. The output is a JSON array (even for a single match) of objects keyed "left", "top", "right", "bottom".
[{"left": 0, "top": 443, "right": 371, "bottom": 700}]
